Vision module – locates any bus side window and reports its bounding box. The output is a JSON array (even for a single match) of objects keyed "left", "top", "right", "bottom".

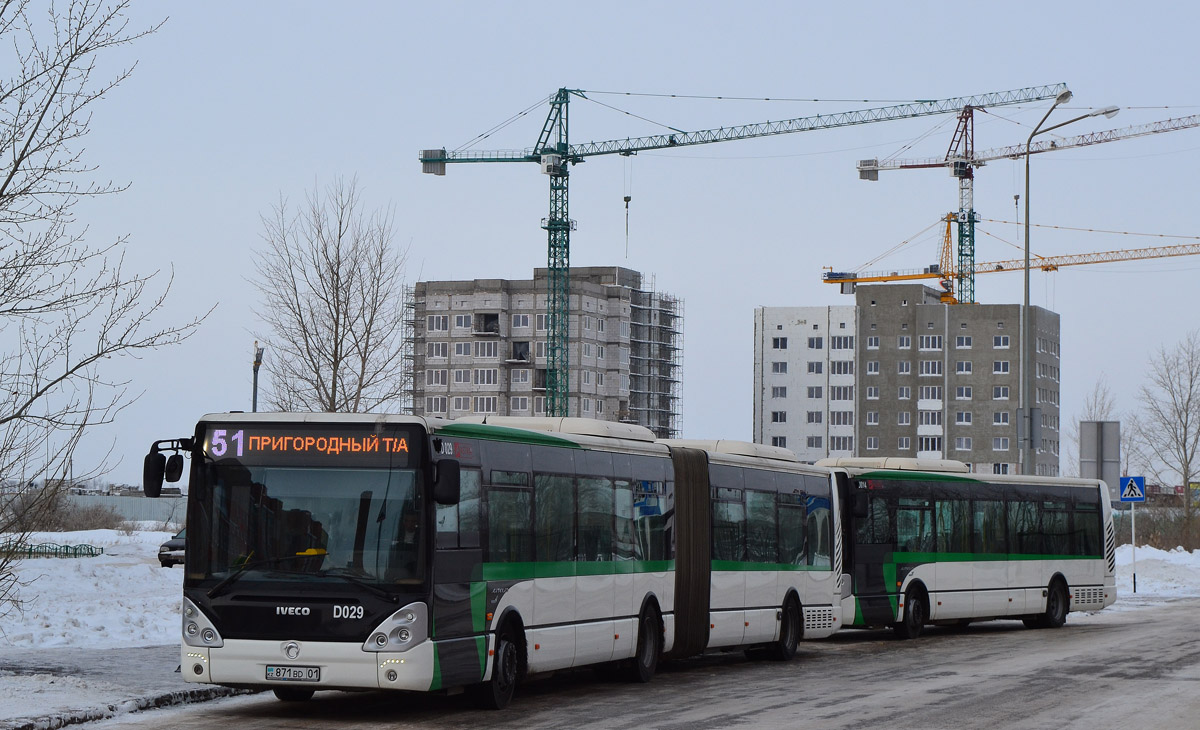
[
  {"left": 535, "top": 473, "right": 575, "bottom": 562},
  {"left": 577, "top": 476, "right": 614, "bottom": 562},
  {"left": 745, "top": 490, "right": 776, "bottom": 563},
  {"left": 437, "top": 468, "right": 481, "bottom": 549},
  {"left": 486, "top": 485, "right": 532, "bottom": 563},
  {"left": 1073, "top": 497, "right": 1101, "bottom": 556},
  {"left": 1007, "top": 497, "right": 1039, "bottom": 554}
]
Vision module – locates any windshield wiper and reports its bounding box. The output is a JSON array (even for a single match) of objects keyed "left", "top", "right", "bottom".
[
  {"left": 207, "top": 554, "right": 318, "bottom": 599},
  {"left": 317, "top": 567, "right": 395, "bottom": 601}
]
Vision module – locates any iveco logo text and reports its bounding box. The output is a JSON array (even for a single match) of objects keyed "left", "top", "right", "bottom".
[{"left": 276, "top": 606, "right": 311, "bottom": 616}]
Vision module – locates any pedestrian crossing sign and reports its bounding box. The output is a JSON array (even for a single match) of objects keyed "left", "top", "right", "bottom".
[{"left": 1120, "top": 476, "right": 1146, "bottom": 502}]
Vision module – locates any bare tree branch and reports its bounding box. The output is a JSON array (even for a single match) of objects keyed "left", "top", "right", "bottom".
[{"left": 252, "top": 177, "right": 411, "bottom": 413}]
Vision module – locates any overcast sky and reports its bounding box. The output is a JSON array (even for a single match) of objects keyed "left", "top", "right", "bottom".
[{"left": 60, "top": 1, "right": 1200, "bottom": 485}]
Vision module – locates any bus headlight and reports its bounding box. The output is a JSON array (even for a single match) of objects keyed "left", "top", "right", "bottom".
[
  {"left": 182, "top": 597, "right": 224, "bottom": 648},
  {"left": 362, "top": 601, "right": 427, "bottom": 653}
]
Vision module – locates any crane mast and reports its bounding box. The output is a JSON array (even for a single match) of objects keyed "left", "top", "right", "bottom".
[{"left": 421, "top": 84, "right": 1068, "bottom": 416}]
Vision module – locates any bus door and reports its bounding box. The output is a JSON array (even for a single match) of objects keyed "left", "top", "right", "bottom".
[{"left": 846, "top": 478, "right": 898, "bottom": 627}]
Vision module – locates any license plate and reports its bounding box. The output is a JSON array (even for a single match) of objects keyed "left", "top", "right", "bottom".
[{"left": 266, "top": 665, "right": 320, "bottom": 682}]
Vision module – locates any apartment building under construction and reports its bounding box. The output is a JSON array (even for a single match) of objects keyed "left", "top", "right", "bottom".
[{"left": 405, "top": 266, "right": 682, "bottom": 438}]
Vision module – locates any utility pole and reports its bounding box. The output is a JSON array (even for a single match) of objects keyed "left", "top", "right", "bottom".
[{"left": 252, "top": 342, "right": 265, "bottom": 412}]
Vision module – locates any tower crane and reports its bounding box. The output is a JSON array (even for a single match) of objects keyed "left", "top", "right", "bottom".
[
  {"left": 840, "top": 113, "right": 1200, "bottom": 300},
  {"left": 419, "top": 84, "right": 1068, "bottom": 416}
]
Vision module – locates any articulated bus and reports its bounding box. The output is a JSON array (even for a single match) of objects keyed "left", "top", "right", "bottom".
[
  {"left": 143, "top": 414, "right": 844, "bottom": 709},
  {"left": 821, "top": 458, "right": 1116, "bottom": 638}
]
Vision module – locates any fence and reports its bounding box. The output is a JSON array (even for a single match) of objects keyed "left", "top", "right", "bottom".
[
  {"left": 65, "top": 494, "right": 186, "bottom": 525},
  {"left": 0, "top": 541, "right": 104, "bottom": 558}
]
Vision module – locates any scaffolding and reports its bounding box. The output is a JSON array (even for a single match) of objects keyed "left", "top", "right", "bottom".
[{"left": 628, "top": 276, "right": 683, "bottom": 439}]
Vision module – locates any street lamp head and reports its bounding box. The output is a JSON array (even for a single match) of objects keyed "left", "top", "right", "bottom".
[
  {"left": 1054, "top": 89, "right": 1074, "bottom": 105},
  {"left": 1090, "top": 105, "right": 1120, "bottom": 119}
]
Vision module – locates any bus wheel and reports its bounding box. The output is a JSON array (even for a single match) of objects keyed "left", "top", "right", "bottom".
[
  {"left": 1029, "top": 580, "right": 1069, "bottom": 629},
  {"left": 272, "top": 688, "right": 314, "bottom": 702},
  {"left": 627, "top": 604, "right": 662, "bottom": 683},
  {"left": 893, "top": 586, "right": 926, "bottom": 640},
  {"left": 767, "top": 597, "right": 801, "bottom": 661},
  {"left": 476, "top": 623, "right": 522, "bottom": 709}
]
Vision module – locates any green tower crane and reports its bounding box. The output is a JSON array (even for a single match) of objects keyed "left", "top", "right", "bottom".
[{"left": 420, "top": 84, "right": 1067, "bottom": 416}]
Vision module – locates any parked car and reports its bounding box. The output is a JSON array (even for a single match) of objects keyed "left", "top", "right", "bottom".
[{"left": 158, "top": 527, "right": 186, "bottom": 568}]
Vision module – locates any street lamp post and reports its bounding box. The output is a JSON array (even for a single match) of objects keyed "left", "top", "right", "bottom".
[
  {"left": 252, "top": 341, "right": 266, "bottom": 412},
  {"left": 1021, "top": 93, "right": 1119, "bottom": 475}
]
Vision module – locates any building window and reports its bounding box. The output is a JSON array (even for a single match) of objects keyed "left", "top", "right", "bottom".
[
  {"left": 918, "top": 410, "right": 942, "bottom": 426},
  {"left": 898, "top": 412, "right": 912, "bottom": 426},
  {"left": 993, "top": 385, "right": 1010, "bottom": 400},
  {"left": 808, "top": 337, "right": 824, "bottom": 349},
  {"left": 475, "top": 341, "right": 498, "bottom": 358},
  {"left": 582, "top": 315, "right": 593, "bottom": 331},
  {"left": 866, "top": 386, "right": 879, "bottom": 400},
  {"left": 454, "top": 314, "right": 471, "bottom": 329},
  {"left": 582, "top": 370, "right": 592, "bottom": 385},
  {"left": 807, "top": 411, "right": 823, "bottom": 424},
  {"left": 830, "top": 436, "right": 853, "bottom": 451},
  {"left": 993, "top": 360, "right": 1010, "bottom": 374},
  {"left": 993, "top": 463, "right": 1010, "bottom": 475},
  {"left": 918, "top": 386, "right": 942, "bottom": 400},
  {"left": 831, "top": 336, "right": 854, "bottom": 350},
  {"left": 772, "top": 337, "right": 788, "bottom": 349},
  {"left": 425, "top": 396, "right": 447, "bottom": 414},
  {"left": 473, "top": 396, "right": 497, "bottom": 413},
  {"left": 955, "top": 436, "right": 972, "bottom": 451},
  {"left": 867, "top": 336, "right": 880, "bottom": 349},
  {"left": 427, "top": 342, "right": 448, "bottom": 358},
  {"left": 955, "top": 411, "right": 972, "bottom": 425},
  {"left": 454, "top": 342, "right": 471, "bottom": 357},
  {"left": 427, "top": 314, "right": 449, "bottom": 332},
  {"left": 898, "top": 386, "right": 911, "bottom": 400},
  {"left": 956, "top": 386, "right": 973, "bottom": 400},
  {"left": 993, "top": 437, "right": 1010, "bottom": 451},
  {"left": 771, "top": 411, "right": 787, "bottom": 423},
  {"left": 598, "top": 318, "right": 605, "bottom": 333},
  {"left": 512, "top": 369, "right": 530, "bottom": 384},
  {"left": 994, "top": 335, "right": 1010, "bottom": 349},
  {"left": 582, "top": 399, "right": 591, "bottom": 413},
  {"left": 597, "top": 345, "right": 606, "bottom": 360},
  {"left": 771, "top": 436, "right": 787, "bottom": 448},
  {"left": 535, "top": 313, "right": 548, "bottom": 331},
  {"left": 919, "top": 360, "right": 943, "bottom": 376},
  {"left": 898, "top": 437, "right": 911, "bottom": 450},
  {"left": 918, "top": 436, "right": 943, "bottom": 452},
  {"left": 807, "top": 361, "right": 823, "bottom": 374},
  {"left": 534, "top": 396, "right": 546, "bottom": 414},
  {"left": 866, "top": 436, "right": 879, "bottom": 451},
  {"left": 510, "top": 396, "right": 530, "bottom": 412},
  {"left": 473, "top": 368, "right": 499, "bottom": 386},
  {"left": 897, "top": 361, "right": 912, "bottom": 375},
  {"left": 867, "top": 361, "right": 879, "bottom": 375},
  {"left": 425, "top": 369, "right": 447, "bottom": 386},
  {"left": 919, "top": 335, "right": 943, "bottom": 350},
  {"left": 453, "top": 369, "right": 470, "bottom": 384},
  {"left": 994, "top": 411, "right": 1010, "bottom": 425},
  {"left": 806, "top": 436, "right": 823, "bottom": 448},
  {"left": 772, "top": 386, "right": 787, "bottom": 398},
  {"left": 956, "top": 335, "right": 972, "bottom": 348},
  {"left": 595, "top": 399, "right": 604, "bottom": 414},
  {"left": 772, "top": 361, "right": 788, "bottom": 374},
  {"left": 583, "top": 343, "right": 592, "bottom": 358},
  {"left": 512, "top": 313, "right": 530, "bottom": 329},
  {"left": 451, "top": 396, "right": 470, "bottom": 412},
  {"left": 830, "top": 386, "right": 853, "bottom": 400},
  {"left": 866, "top": 411, "right": 879, "bottom": 425},
  {"left": 831, "top": 360, "right": 854, "bottom": 375},
  {"left": 898, "top": 335, "right": 912, "bottom": 349},
  {"left": 956, "top": 360, "right": 972, "bottom": 374},
  {"left": 830, "top": 411, "right": 853, "bottom": 426},
  {"left": 807, "top": 386, "right": 823, "bottom": 399}
]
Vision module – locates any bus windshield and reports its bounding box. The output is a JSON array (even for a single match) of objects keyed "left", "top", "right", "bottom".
[{"left": 199, "top": 462, "right": 424, "bottom": 587}]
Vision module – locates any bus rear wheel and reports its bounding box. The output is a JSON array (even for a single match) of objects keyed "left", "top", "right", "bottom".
[
  {"left": 893, "top": 586, "right": 926, "bottom": 640},
  {"left": 767, "top": 597, "right": 801, "bottom": 661},
  {"left": 1026, "top": 580, "right": 1069, "bottom": 629},
  {"left": 627, "top": 604, "right": 662, "bottom": 683},
  {"left": 272, "top": 688, "right": 314, "bottom": 702}
]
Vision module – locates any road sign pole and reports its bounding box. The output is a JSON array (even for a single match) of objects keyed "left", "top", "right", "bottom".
[{"left": 1132, "top": 502, "right": 1137, "bottom": 594}]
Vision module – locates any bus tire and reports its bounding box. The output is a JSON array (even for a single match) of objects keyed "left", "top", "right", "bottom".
[
  {"left": 627, "top": 604, "right": 663, "bottom": 683},
  {"left": 766, "top": 596, "right": 802, "bottom": 661},
  {"left": 272, "top": 688, "right": 314, "bottom": 702},
  {"left": 1030, "top": 579, "right": 1069, "bottom": 629},
  {"left": 893, "top": 586, "right": 926, "bottom": 640},
  {"left": 475, "top": 621, "right": 522, "bottom": 710}
]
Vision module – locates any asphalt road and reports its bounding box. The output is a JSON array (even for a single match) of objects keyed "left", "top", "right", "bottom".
[{"left": 90, "top": 598, "right": 1200, "bottom": 730}]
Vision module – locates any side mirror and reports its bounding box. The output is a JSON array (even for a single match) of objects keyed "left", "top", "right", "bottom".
[
  {"left": 165, "top": 453, "right": 185, "bottom": 482},
  {"left": 852, "top": 490, "right": 869, "bottom": 519},
  {"left": 433, "top": 460, "right": 461, "bottom": 506},
  {"left": 143, "top": 451, "right": 165, "bottom": 498}
]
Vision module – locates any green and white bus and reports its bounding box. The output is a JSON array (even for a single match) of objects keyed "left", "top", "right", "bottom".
[
  {"left": 820, "top": 458, "right": 1116, "bottom": 638},
  {"left": 143, "top": 414, "right": 845, "bottom": 709}
]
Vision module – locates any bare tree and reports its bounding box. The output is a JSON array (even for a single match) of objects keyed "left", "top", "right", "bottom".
[
  {"left": 0, "top": 1, "right": 205, "bottom": 619},
  {"left": 1128, "top": 330, "right": 1200, "bottom": 549},
  {"left": 1063, "top": 375, "right": 1117, "bottom": 476},
  {"left": 252, "top": 178, "right": 410, "bottom": 413}
]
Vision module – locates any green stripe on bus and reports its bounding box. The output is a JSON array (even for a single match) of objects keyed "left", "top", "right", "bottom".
[
  {"left": 889, "top": 551, "right": 1103, "bottom": 563},
  {"left": 471, "top": 581, "right": 487, "bottom": 633},
  {"left": 710, "top": 560, "right": 834, "bottom": 572},
  {"left": 480, "top": 560, "right": 674, "bottom": 581},
  {"left": 430, "top": 645, "right": 442, "bottom": 691},
  {"left": 434, "top": 422, "right": 583, "bottom": 448}
]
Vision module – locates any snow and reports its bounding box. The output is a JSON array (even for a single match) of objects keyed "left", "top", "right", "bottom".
[{"left": 0, "top": 530, "right": 1198, "bottom": 727}]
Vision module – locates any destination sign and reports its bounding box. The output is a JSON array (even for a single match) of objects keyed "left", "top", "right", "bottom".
[{"left": 201, "top": 423, "right": 422, "bottom": 468}]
